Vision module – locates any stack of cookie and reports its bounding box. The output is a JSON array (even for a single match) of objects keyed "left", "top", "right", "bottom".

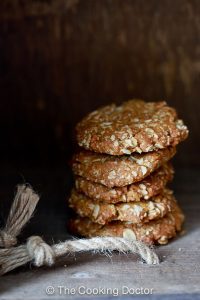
[{"left": 69, "top": 100, "right": 188, "bottom": 245}]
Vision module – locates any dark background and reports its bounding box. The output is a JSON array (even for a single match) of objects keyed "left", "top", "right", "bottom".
[
  {"left": 0, "top": 0, "right": 199, "bottom": 167},
  {"left": 0, "top": 0, "right": 199, "bottom": 239}
]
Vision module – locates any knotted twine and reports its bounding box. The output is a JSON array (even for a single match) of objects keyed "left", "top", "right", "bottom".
[
  {"left": 0, "top": 185, "right": 39, "bottom": 248},
  {"left": 0, "top": 185, "right": 159, "bottom": 275}
]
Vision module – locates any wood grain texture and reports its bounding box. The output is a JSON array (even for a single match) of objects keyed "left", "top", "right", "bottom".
[
  {"left": 0, "top": 167, "right": 199, "bottom": 298},
  {"left": 0, "top": 0, "right": 198, "bottom": 166}
]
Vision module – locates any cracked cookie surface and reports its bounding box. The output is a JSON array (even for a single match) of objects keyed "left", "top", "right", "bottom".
[
  {"left": 76, "top": 100, "right": 188, "bottom": 155},
  {"left": 75, "top": 163, "right": 174, "bottom": 203},
  {"left": 69, "top": 188, "right": 175, "bottom": 225},
  {"left": 73, "top": 147, "right": 176, "bottom": 188},
  {"left": 70, "top": 199, "right": 184, "bottom": 245}
]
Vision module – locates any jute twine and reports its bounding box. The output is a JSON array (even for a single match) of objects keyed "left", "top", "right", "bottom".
[{"left": 0, "top": 185, "right": 159, "bottom": 275}]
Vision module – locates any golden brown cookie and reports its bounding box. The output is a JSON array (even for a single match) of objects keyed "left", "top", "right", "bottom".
[
  {"left": 73, "top": 147, "right": 176, "bottom": 188},
  {"left": 75, "top": 163, "right": 174, "bottom": 203},
  {"left": 76, "top": 100, "right": 188, "bottom": 155},
  {"left": 69, "top": 188, "right": 175, "bottom": 225},
  {"left": 69, "top": 200, "right": 184, "bottom": 245}
]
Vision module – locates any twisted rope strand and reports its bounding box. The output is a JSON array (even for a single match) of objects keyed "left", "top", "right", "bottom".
[
  {"left": 0, "top": 185, "right": 39, "bottom": 248},
  {"left": 0, "top": 236, "right": 159, "bottom": 275}
]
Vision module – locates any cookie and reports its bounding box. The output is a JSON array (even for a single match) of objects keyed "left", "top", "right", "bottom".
[
  {"left": 69, "top": 188, "right": 175, "bottom": 225},
  {"left": 69, "top": 200, "right": 184, "bottom": 245},
  {"left": 75, "top": 163, "right": 174, "bottom": 203},
  {"left": 76, "top": 100, "right": 188, "bottom": 155},
  {"left": 73, "top": 147, "right": 176, "bottom": 188}
]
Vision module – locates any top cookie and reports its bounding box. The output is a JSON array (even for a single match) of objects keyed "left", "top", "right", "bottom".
[{"left": 76, "top": 100, "right": 188, "bottom": 155}]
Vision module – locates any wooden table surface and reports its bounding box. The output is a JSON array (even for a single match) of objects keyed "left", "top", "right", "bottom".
[{"left": 0, "top": 166, "right": 200, "bottom": 299}]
